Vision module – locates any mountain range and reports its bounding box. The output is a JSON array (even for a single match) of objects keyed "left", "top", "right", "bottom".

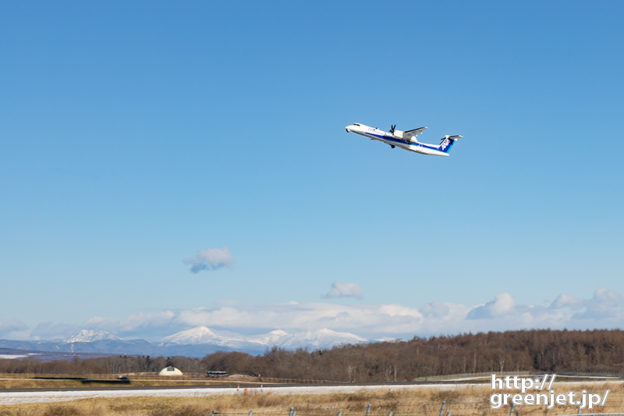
[{"left": 0, "top": 327, "right": 367, "bottom": 359}]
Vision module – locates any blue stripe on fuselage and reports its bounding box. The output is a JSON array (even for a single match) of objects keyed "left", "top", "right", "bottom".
[{"left": 365, "top": 132, "right": 443, "bottom": 152}]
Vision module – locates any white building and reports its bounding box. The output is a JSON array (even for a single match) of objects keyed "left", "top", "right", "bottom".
[{"left": 159, "top": 366, "right": 183, "bottom": 376}]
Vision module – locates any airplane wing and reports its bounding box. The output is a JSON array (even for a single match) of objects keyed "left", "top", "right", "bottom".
[{"left": 403, "top": 126, "right": 427, "bottom": 139}]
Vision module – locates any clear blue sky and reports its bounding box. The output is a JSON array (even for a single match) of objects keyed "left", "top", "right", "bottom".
[{"left": 1, "top": 1, "right": 623, "bottom": 333}]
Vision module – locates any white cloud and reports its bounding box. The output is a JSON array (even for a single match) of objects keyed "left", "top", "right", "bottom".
[
  {"left": 30, "top": 322, "right": 78, "bottom": 340},
  {"left": 9, "top": 288, "right": 624, "bottom": 343},
  {"left": 0, "top": 319, "right": 29, "bottom": 339},
  {"left": 323, "top": 281, "right": 363, "bottom": 299},
  {"left": 420, "top": 301, "right": 451, "bottom": 318},
  {"left": 467, "top": 292, "right": 515, "bottom": 319},
  {"left": 379, "top": 304, "right": 423, "bottom": 319},
  {"left": 572, "top": 288, "right": 624, "bottom": 321},
  {"left": 550, "top": 293, "right": 583, "bottom": 309},
  {"left": 184, "top": 247, "right": 232, "bottom": 273}
]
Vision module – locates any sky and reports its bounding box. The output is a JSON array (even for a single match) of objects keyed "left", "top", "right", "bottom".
[{"left": 1, "top": 1, "right": 623, "bottom": 342}]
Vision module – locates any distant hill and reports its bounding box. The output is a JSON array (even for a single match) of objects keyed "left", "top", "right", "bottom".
[{"left": 0, "top": 338, "right": 242, "bottom": 360}]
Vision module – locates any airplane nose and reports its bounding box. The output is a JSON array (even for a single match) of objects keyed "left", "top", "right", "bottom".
[{"left": 345, "top": 125, "right": 351, "bottom": 132}]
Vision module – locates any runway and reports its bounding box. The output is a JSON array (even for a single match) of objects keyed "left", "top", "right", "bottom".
[
  {"left": 0, "top": 383, "right": 471, "bottom": 405},
  {"left": 2, "top": 379, "right": 621, "bottom": 405}
]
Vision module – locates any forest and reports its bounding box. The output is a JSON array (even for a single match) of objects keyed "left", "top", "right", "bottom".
[{"left": 1, "top": 329, "right": 623, "bottom": 382}]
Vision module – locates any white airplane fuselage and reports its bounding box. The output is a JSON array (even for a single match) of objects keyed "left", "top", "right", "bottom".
[{"left": 345, "top": 123, "right": 453, "bottom": 156}]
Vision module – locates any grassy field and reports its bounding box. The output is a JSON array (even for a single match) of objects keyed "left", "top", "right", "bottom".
[{"left": 1, "top": 382, "right": 624, "bottom": 416}]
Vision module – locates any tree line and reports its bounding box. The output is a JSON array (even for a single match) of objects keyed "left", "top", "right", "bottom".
[{"left": 1, "top": 329, "right": 623, "bottom": 381}]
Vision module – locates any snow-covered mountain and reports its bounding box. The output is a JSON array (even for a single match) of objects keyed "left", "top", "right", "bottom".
[
  {"left": 0, "top": 327, "right": 368, "bottom": 358},
  {"left": 65, "top": 329, "right": 121, "bottom": 343},
  {"left": 249, "top": 329, "right": 289, "bottom": 346},
  {"left": 162, "top": 326, "right": 244, "bottom": 346},
  {"left": 163, "top": 326, "right": 365, "bottom": 350},
  {"left": 252, "top": 328, "right": 366, "bottom": 349}
]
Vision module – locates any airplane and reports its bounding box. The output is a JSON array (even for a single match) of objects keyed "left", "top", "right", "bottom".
[{"left": 345, "top": 122, "right": 462, "bottom": 156}]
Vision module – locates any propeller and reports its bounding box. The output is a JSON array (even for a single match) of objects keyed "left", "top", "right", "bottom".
[{"left": 389, "top": 124, "right": 396, "bottom": 134}]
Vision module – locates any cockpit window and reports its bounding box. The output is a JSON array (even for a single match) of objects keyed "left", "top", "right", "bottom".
[{"left": 353, "top": 123, "right": 361, "bottom": 126}]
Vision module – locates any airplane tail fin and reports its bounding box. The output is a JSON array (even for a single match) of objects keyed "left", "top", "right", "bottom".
[{"left": 439, "top": 135, "right": 462, "bottom": 153}]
